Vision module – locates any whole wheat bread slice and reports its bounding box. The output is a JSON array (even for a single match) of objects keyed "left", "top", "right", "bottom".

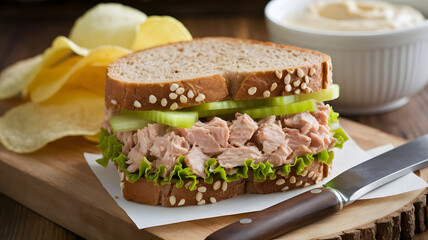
[{"left": 106, "top": 37, "right": 333, "bottom": 111}]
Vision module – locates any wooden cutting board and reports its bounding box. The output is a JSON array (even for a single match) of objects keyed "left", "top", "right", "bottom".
[{"left": 0, "top": 118, "right": 426, "bottom": 240}]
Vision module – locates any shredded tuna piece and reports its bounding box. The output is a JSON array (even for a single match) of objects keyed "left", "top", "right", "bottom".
[
  {"left": 185, "top": 146, "right": 211, "bottom": 178},
  {"left": 178, "top": 125, "right": 222, "bottom": 154},
  {"left": 229, "top": 113, "right": 258, "bottom": 146},
  {"left": 284, "top": 111, "right": 320, "bottom": 135},
  {"left": 102, "top": 108, "right": 117, "bottom": 134},
  {"left": 116, "top": 131, "right": 134, "bottom": 155},
  {"left": 309, "top": 125, "right": 336, "bottom": 152},
  {"left": 283, "top": 128, "right": 312, "bottom": 158},
  {"left": 135, "top": 123, "right": 165, "bottom": 156},
  {"left": 217, "top": 145, "right": 262, "bottom": 169},
  {"left": 126, "top": 147, "right": 146, "bottom": 172},
  {"left": 204, "top": 117, "right": 229, "bottom": 148},
  {"left": 255, "top": 116, "right": 286, "bottom": 154},
  {"left": 311, "top": 103, "right": 330, "bottom": 126},
  {"left": 151, "top": 132, "right": 190, "bottom": 176},
  {"left": 261, "top": 141, "right": 293, "bottom": 167},
  {"left": 124, "top": 123, "right": 165, "bottom": 172}
]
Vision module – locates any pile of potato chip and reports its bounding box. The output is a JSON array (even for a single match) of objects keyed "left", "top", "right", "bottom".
[{"left": 0, "top": 3, "right": 193, "bottom": 153}]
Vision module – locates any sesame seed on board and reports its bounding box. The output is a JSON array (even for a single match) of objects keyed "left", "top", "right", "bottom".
[{"left": 111, "top": 99, "right": 117, "bottom": 105}]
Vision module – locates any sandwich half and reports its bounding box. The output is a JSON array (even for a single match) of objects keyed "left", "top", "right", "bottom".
[{"left": 97, "top": 37, "right": 348, "bottom": 207}]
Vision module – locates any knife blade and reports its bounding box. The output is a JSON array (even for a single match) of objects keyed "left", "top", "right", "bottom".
[{"left": 205, "top": 134, "right": 428, "bottom": 240}]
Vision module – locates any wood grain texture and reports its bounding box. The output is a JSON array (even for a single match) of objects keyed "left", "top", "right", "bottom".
[{"left": 1, "top": 9, "right": 428, "bottom": 240}]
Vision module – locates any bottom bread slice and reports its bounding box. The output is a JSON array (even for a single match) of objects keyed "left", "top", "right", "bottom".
[{"left": 119, "top": 157, "right": 331, "bottom": 207}]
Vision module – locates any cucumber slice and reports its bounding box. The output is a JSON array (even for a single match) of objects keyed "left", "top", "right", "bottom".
[
  {"left": 189, "top": 84, "right": 339, "bottom": 112},
  {"left": 190, "top": 98, "right": 268, "bottom": 111},
  {"left": 110, "top": 115, "right": 150, "bottom": 133},
  {"left": 242, "top": 99, "right": 318, "bottom": 119},
  {"left": 297, "top": 84, "right": 339, "bottom": 102},
  {"left": 266, "top": 94, "right": 298, "bottom": 106},
  {"left": 198, "top": 108, "right": 242, "bottom": 118},
  {"left": 121, "top": 110, "right": 198, "bottom": 128}
]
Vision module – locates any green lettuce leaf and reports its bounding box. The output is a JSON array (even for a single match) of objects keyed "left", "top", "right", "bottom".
[
  {"left": 161, "top": 156, "right": 198, "bottom": 190},
  {"left": 317, "top": 150, "right": 335, "bottom": 165},
  {"left": 328, "top": 106, "right": 339, "bottom": 125},
  {"left": 332, "top": 127, "right": 349, "bottom": 149},
  {"left": 281, "top": 154, "right": 314, "bottom": 175},
  {"left": 96, "top": 128, "right": 123, "bottom": 167}
]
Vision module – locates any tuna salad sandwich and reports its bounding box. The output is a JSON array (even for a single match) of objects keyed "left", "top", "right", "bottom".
[{"left": 97, "top": 37, "right": 348, "bottom": 207}]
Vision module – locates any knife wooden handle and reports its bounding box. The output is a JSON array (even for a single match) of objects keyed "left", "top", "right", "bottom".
[{"left": 205, "top": 187, "right": 342, "bottom": 240}]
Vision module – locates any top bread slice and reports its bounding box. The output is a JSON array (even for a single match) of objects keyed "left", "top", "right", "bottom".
[{"left": 106, "top": 37, "right": 333, "bottom": 111}]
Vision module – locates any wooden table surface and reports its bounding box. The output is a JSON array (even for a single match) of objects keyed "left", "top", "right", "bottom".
[{"left": 1, "top": 2, "right": 428, "bottom": 239}]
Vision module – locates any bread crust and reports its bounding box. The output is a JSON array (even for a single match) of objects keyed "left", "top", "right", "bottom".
[
  {"left": 105, "top": 37, "right": 333, "bottom": 111},
  {"left": 119, "top": 157, "right": 330, "bottom": 207}
]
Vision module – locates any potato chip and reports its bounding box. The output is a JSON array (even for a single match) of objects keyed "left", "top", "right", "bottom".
[
  {"left": 0, "top": 55, "right": 43, "bottom": 100},
  {"left": 84, "top": 133, "right": 100, "bottom": 143},
  {"left": 23, "top": 37, "right": 85, "bottom": 97},
  {"left": 28, "top": 45, "right": 130, "bottom": 103},
  {"left": 69, "top": 3, "right": 147, "bottom": 49},
  {"left": 51, "top": 36, "right": 89, "bottom": 57},
  {"left": 0, "top": 91, "right": 104, "bottom": 153},
  {"left": 132, "top": 16, "right": 193, "bottom": 51}
]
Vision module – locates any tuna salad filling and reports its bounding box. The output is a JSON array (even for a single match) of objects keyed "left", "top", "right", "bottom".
[{"left": 98, "top": 103, "right": 348, "bottom": 190}]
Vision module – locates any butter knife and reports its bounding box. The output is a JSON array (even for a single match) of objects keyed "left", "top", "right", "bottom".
[{"left": 206, "top": 134, "right": 428, "bottom": 240}]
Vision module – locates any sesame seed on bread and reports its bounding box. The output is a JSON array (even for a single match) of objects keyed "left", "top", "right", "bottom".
[{"left": 106, "top": 37, "right": 333, "bottom": 111}]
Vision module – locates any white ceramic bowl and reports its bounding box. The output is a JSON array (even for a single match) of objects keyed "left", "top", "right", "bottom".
[{"left": 265, "top": 0, "right": 428, "bottom": 115}]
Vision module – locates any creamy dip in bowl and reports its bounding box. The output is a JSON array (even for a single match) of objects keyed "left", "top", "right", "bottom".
[
  {"left": 283, "top": 0, "right": 424, "bottom": 32},
  {"left": 265, "top": 0, "right": 428, "bottom": 115}
]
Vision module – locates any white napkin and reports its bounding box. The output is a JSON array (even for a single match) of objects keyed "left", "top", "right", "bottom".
[{"left": 84, "top": 135, "right": 428, "bottom": 229}]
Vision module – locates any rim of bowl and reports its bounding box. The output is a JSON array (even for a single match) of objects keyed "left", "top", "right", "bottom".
[{"left": 265, "top": 0, "right": 428, "bottom": 38}]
